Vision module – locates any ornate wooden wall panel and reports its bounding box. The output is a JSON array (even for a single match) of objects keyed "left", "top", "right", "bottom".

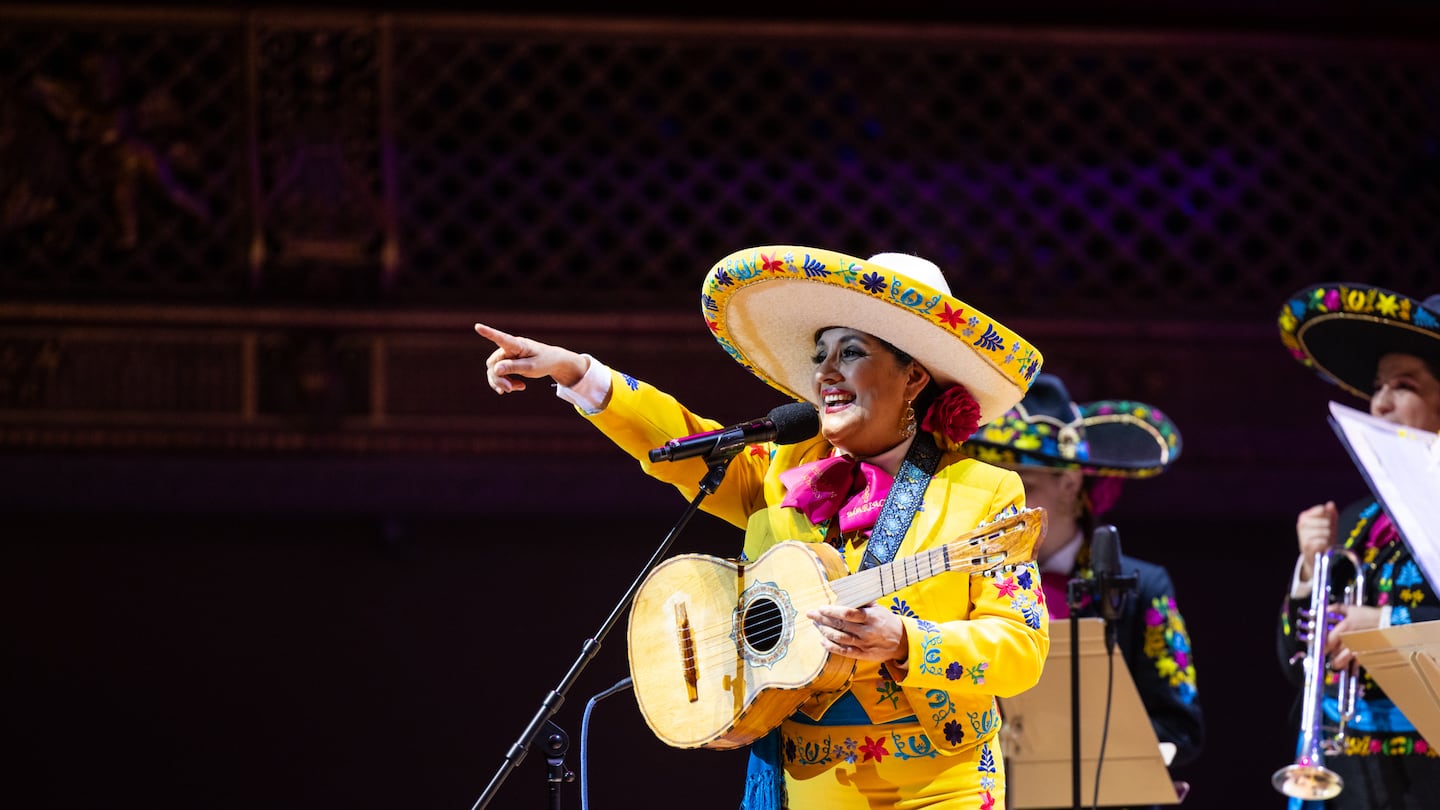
[{"left": 0, "top": 6, "right": 1434, "bottom": 514}]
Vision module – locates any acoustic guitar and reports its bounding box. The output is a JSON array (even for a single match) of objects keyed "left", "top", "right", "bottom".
[{"left": 626, "top": 507, "right": 1047, "bottom": 750}]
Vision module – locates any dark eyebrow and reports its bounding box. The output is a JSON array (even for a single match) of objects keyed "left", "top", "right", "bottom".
[
  {"left": 814, "top": 331, "right": 866, "bottom": 348},
  {"left": 1375, "top": 369, "right": 1421, "bottom": 386}
]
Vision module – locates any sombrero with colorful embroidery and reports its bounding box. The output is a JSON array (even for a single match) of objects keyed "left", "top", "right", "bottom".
[
  {"left": 701, "top": 246, "right": 1043, "bottom": 425},
  {"left": 960, "top": 373, "right": 1182, "bottom": 478},
  {"left": 1279, "top": 283, "right": 1440, "bottom": 401}
]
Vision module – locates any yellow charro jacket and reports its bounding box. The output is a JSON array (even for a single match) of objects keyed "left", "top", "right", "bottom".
[{"left": 586, "top": 370, "right": 1049, "bottom": 755}]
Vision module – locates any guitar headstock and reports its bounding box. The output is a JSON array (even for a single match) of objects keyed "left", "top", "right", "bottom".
[{"left": 950, "top": 507, "right": 1048, "bottom": 571}]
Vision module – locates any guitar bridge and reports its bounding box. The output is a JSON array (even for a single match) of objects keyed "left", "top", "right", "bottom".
[{"left": 675, "top": 602, "right": 699, "bottom": 702}]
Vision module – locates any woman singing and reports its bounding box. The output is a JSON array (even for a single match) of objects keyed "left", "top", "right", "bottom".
[{"left": 477, "top": 246, "right": 1049, "bottom": 808}]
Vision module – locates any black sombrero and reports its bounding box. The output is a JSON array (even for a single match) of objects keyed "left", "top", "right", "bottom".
[
  {"left": 961, "top": 373, "right": 1181, "bottom": 479},
  {"left": 1279, "top": 283, "right": 1440, "bottom": 401}
]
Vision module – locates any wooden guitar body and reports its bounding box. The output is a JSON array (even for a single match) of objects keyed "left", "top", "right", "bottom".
[
  {"left": 625, "top": 507, "right": 1045, "bottom": 750},
  {"left": 627, "top": 540, "right": 854, "bottom": 750}
]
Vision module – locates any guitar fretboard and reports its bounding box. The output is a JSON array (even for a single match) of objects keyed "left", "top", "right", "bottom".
[{"left": 827, "top": 522, "right": 1028, "bottom": 607}]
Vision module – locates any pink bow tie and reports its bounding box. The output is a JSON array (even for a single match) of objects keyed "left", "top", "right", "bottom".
[{"left": 779, "top": 455, "right": 895, "bottom": 533}]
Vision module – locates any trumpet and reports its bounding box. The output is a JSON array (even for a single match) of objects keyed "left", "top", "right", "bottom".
[{"left": 1272, "top": 547, "right": 1366, "bottom": 801}]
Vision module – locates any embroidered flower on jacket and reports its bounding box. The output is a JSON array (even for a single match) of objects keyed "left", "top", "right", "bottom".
[
  {"left": 944, "top": 719, "right": 965, "bottom": 745},
  {"left": 946, "top": 661, "right": 965, "bottom": 680},
  {"left": 1144, "top": 595, "right": 1198, "bottom": 701},
  {"left": 978, "top": 742, "right": 997, "bottom": 773},
  {"left": 859, "top": 736, "right": 889, "bottom": 762},
  {"left": 1010, "top": 593, "right": 1042, "bottom": 629},
  {"left": 995, "top": 576, "right": 1020, "bottom": 599},
  {"left": 874, "top": 680, "right": 902, "bottom": 709},
  {"left": 888, "top": 597, "right": 918, "bottom": 617}
]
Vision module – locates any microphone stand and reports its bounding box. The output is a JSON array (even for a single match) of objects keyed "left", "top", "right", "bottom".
[
  {"left": 470, "top": 450, "right": 742, "bottom": 810},
  {"left": 1066, "top": 524, "right": 1137, "bottom": 810},
  {"left": 1066, "top": 578, "right": 1086, "bottom": 810},
  {"left": 543, "top": 720, "right": 571, "bottom": 810}
]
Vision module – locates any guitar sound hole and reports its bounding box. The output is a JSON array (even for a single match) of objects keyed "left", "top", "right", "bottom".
[{"left": 742, "top": 597, "right": 785, "bottom": 653}]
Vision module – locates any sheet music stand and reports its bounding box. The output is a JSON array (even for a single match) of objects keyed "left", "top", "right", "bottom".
[
  {"left": 1344, "top": 621, "right": 1440, "bottom": 745},
  {"left": 1328, "top": 401, "right": 1440, "bottom": 589},
  {"left": 1000, "top": 618, "right": 1180, "bottom": 808}
]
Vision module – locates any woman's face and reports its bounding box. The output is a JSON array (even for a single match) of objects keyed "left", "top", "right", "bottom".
[
  {"left": 811, "top": 327, "right": 929, "bottom": 457},
  {"left": 1370, "top": 353, "right": 1440, "bottom": 432}
]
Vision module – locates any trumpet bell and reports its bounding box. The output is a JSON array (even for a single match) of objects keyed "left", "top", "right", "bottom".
[{"left": 1272, "top": 763, "right": 1344, "bottom": 801}]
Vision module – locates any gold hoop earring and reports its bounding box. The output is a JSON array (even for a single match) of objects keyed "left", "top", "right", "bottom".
[{"left": 899, "top": 400, "right": 917, "bottom": 440}]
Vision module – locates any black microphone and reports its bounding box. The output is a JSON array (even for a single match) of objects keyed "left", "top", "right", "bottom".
[
  {"left": 647, "top": 402, "right": 820, "bottom": 463},
  {"left": 1090, "top": 524, "right": 1136, "bottom": 652}
]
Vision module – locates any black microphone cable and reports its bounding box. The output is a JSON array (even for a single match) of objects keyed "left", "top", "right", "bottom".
[{"left": 1091, "top": 641, "right": 1117, "bottom": 810}]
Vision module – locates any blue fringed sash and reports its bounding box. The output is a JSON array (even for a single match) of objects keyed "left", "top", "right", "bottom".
[{"left": 742, "top": 729, "right": 784, "bottom": 810}]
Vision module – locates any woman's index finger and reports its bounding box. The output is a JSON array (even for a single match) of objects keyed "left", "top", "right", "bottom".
[{"left": 473, "top": 322, "right": 520, "bottom": 350}]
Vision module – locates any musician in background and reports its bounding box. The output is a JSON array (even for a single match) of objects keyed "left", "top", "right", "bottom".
[
  {"left": 1276, "top": 283, "right": 1440, "bottom": 809},
  {"left": 963, "top": 374, "right": 1204, "bottom": 778},
  {"left": 476, "top": 247, "right": 1049, "bottom": 808}
]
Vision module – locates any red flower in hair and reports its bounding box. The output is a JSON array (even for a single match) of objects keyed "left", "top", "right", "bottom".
[{"left": 922, "top": 384, "right": 982, "bottom": 451}]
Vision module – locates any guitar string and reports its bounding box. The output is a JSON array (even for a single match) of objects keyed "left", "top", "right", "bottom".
[
  {"left": 674, "top": 546, "right": 1016, "bottom": 664},
  {"left": 668, "top": 524, "right": 1032, "bottom": 664},
  {"left": 673, "top": 535, "right": 987, "bottom": 654},
  {"left": 673, "top": 524, "right": 1027, "bottom": 656},
  {"left": 650, "top": 514, "right": 1035, "bottom": 666}
]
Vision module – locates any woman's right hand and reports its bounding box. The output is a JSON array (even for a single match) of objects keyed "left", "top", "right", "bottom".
[
  {"left": 1296, "top": 501, "right": 1339, "bottom": 583},
  {"left": 474, "top": 323, "right": 589, "bottom": 394}
]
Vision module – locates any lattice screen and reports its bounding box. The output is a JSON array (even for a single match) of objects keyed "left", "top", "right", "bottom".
[{"left": 2, "top": 10, "right": 1438, "bottom": 318}]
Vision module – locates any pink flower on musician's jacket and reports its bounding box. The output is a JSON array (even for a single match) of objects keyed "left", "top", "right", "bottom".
[
  {"left": 859, "top": 736, "right": 889, "bottom": 762},
  {"left": 994, "top": 577, "right": 1019, "bottom": 599},
  {"left": 980, "top": 790, "right": 996, "bottom": 810}
]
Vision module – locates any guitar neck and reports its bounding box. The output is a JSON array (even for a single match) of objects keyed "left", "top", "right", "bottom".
[{"left": 828, "top": 537, "right": 999, "bottom": 607}]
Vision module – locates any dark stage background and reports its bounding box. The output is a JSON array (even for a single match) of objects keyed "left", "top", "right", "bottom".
[{"left": 2, "top": 2, "right": 1437, "bottom": 808}]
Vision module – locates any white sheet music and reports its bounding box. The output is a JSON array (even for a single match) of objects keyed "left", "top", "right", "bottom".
[{"left": 1329, "top": 401, "right": 1440, "bottom": 590}]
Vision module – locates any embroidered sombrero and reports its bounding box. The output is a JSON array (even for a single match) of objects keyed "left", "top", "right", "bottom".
[
  {"left": 1279, "top": 283, "right": 1440, "bottom": 400},
  {"left": 701, "top": 246, "right": 1042, "bottom": 425},
  {"left": 960, "top": 373, "right": 1182, "bottom": 478}
]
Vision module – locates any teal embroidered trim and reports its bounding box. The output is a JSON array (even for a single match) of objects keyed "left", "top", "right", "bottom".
[{"left": 860, "top": 432, "right": 940, "bottom": 572}]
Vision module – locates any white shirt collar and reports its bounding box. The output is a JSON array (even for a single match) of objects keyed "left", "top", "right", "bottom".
[{"left": 1041, "top": 529, "right": 1086, "bottom": 575}]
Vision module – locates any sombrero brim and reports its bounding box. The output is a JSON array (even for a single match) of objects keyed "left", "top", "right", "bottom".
[
  {"left": 1280, "top": 284, "right": 1440, "bottom": 400},
  {"left": 962, "top": 399, "right": 1181, "bottom": 479},
  {"left": 702, "top": 246, "right": 1042, "bottom": 425}
]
